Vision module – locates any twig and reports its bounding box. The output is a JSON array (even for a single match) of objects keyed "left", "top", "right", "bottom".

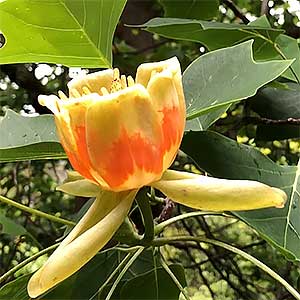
[
  {"left": 221, "top": 0, "right": 249, "bottom": 24},
  {"left": 244, "top": 116, "right": 300, "bottom": 125}
]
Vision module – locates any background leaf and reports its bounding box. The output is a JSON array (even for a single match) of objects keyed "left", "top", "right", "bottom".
[
  {"left": 183, "top": 41, "right": 292, "bottom": 130},
  {"left": 181, "top": 131, "right": 300, "bottom": 260},
  {"left": 159, "top": 0, "right": 219, "bottom": 20},
  {"left": 0, "top": 274, "right": 30, "bottom": 300},
  {"left": 250, "top": 82, "right": 300, "bottom": 140},
  {"left": 0, "top": 249, "right": 185, "bottom": 300},
  {"left": 0, "top": 211, "right": 28, "bottom": 237},
  {"left": 0, "top": 110, "right": 65, "bottom": 162},
  {"left": 141, "top": 17, "right": 282, "bottom": 54},
  {"left": 0, "top": 0, "right": 127, "bottom": 67}
]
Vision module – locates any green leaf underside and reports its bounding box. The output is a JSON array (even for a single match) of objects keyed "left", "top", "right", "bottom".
[
  {"left": 250, "top": 82, "right": 300, "bottom": 140},
  {"left": 0, "top": 249, "right": 186, "bottom": 300},
  {"left": 183, "top": 40, "right": 292, "bottom": 131},
  {"left": 256, "top": 125, "right": 300, "bottom": 141},
  {"left": 160, "top": 0, "right": 219, "bottom": 20},
  {"left": 0, "top": 110, "right": 65, "bottom": 162},
  {"left": 141, "top": 17, "right": 282, "bottom": 52},
  {"left": 0, "top": 0, "right": 127, "bottom": 67},
  {"left": 181, "top": 131, "right": 300, "bottom": 260}
]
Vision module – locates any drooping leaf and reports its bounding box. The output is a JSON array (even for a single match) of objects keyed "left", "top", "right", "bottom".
[
  {"left": 181, "top": 130, "right": 300, "bottom": 260},
  {"left": 140, "top": 17, "right": 282, "bottom": 54},
  {"left": 183, "top": 40, "right": 292, "bottom": 130},
  {"left": 250, "top": 82, "right": 300, "bottom": 140},
  {"left": 0, "top": 0, "right": 127, "bottom": 67},
  {"left": 160, "top": 0, "right": 219, "bottom": 20},
  {"left": 0, "top": 110, "right": 65, "bottom": 162}
]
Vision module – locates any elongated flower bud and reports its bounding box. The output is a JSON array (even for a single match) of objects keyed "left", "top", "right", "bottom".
[{"left": 151, "top": 170, "right": 287, "bottom": 211}]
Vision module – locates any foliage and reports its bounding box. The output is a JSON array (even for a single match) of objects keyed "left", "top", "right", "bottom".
[{"left": 1, "top": 0, "right": 300, "bottom": 300}]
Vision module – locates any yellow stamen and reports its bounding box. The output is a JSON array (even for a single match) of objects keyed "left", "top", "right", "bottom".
[
  {"left": 121, "top": 75, "right": 127, "bottom": 88},
  {"left": 58, "top": 90, "right": 68, "bottom": 100},
  {"left": 82, "top": 86, "right": 91, "bottom": 95},
  {"left": 127, "top": 76, "right": 135, "bottom": 87},
  {"left": 113, "top": 68, "right": 120, "bottom": 80},
  {"left": 72, "top": 90, "right": 82, "bottom": 98},
  {"left": 101, "top": 87, "right": 109, "bottom": 95},
  {"left": 151, "top": 70, "right": 157, "bottom": 78}
]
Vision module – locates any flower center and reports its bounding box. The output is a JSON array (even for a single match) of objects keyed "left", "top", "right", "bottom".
[{"left": 101, "top": 68, "right": 135, "bottom": 95}]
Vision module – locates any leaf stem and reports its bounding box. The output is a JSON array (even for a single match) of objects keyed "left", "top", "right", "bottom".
[
  {"left": 155, "top": 211, "right": 224, "bottom": 234},
  {"left": 0, "top": 243, "right": 59, "bottom": 284},
  {"left": 0, "top": 195, "right": 75, "bottom": 227},
  {"left": 105, "top": 247, "right": 144, "bottom": 300},
  {"left": 89, "top": 250, "right": 135, "bottom": 300},
  {"left": 136, "top": 190, "right": 154, "bottom": 245},
  {"left": 153, "top": 235, "right": 300, "bottom": 300},
  {"left": 160, "top": 255, "right": 191, "bottom": 300}
]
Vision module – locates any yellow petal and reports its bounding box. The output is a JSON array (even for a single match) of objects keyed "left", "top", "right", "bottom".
[
  {"left": 68, "top": 69, "right": 113, "bottom": 97},
  {"left": 27, "top": 189, "right": 137, "bottom": 298},
  {"left": 57, "top": 179, "right": 101, "bottom": 197},
  {"left": 151, "top": 170, "right": 287, "bottom": 211}
]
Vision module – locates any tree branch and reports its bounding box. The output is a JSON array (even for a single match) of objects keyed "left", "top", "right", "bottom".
[{"left": 221, "top": 0, "right": 249, "bottom": 24}]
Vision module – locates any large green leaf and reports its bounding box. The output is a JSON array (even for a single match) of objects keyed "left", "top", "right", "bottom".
[
  {"left": 181, "top": 130, "right": 300, "bottom": 260},
  {"left": 250, "top": 82, "right": 300, "bottom": 140},
  {"left": 183, "top": 40, "right": 292, "bottom": 130},
  {"left": 160, "top": 0, "right": 219, "bottom": 20},
  {"left": 141, "top": 17, "right": 282, "bottom": 54},
  {"left": 0, "top": 0, "right": 127, "bottom": 67},
  {"left": 0, "top": 110, "right": 65, "bottom": 162}
]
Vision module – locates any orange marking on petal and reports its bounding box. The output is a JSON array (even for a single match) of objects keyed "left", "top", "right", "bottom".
[
  {"left": 161, "top": 106, "right": 184, "bottom": 151},
  {"left": 92, "top": 129, "right": 164, "bottom": 189}
]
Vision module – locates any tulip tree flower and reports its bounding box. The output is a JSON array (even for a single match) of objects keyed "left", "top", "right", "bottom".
[{"left": 28, "top": 57, "right": 287, "bottom": 298}]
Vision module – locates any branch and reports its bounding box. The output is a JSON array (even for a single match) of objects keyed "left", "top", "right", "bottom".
[
  {"left": 221, "top": 0, "right": 249, "bottom": 24},
  {"left": 244, "top": 116, "right": 300, "bottom": 126}
]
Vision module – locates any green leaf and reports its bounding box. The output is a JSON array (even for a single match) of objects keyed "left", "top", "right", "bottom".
[
  {"left": 183, "top": 40, "right": 292, "bottom": 130},
  {"left": 120, "top": 264, "right": 186, "bottom": 300},
  {"left": 249, "top": 16, "right": 300, "bottom": 82},
  {"left": 0, "top": 274, "right": 31, "bottom": 300},
  {"left": 250, "top": 82, "right": 300, "bottom": 140},
  {"left": 251, "top": 82, "right": 300, "bottom": 119},
  {"left": 160, "top": 0, "right": 219, "bottom": 20},
  {"left": 181, "top": 130, "right": 300, "bottom": 260},
  {"left": 141, "top": 17, "right": 282, "bottom": 52},
  {"left": 142, "top": 16, "right": 300, "bottom": 82},
  {"left": 256, "top": 125, "right": 300, "bottom": 141},
  {"left": 0, "top": 0, "right": 127, "bottom": 67},
  {"left": 0, "top": 211, "right": 28, "bottom": 236},
  {"left": 0, "top": 110, "right": 65, "bottom": 162}
]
